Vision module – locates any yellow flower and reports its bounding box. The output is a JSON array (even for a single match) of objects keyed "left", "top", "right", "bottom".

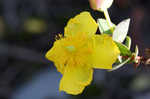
[{"left": 46, "top": 11, "right": 120, "bottom": 95}]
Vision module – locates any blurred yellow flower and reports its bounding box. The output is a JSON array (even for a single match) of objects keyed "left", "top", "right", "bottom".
[
  {"left": 46, "top": 11, "right": 120, "bottom": 95},
  {"left": 89, "top": 0, "right": 114, "bottom": 11}
]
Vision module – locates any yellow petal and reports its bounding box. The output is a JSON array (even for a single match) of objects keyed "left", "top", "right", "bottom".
[
  {"left": 59, "top": 77, "right": 85, "bottom": 95},
  {"left": 64, "top": 11, "right": 98, "bottom": 37},
  {"left": 59, "top": 65, "right": 93, "bottom": 95},
  {"left": 45, "top": 39, "right": 68, "bottom": 74},
  {"left": 91, "top": 34, "right": 120, "bottom": 69}
]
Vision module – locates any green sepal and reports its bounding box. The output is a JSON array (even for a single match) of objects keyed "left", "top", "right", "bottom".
[
  {"left": 127, "top": 45, "right": 139, "bottom": 63},
  {"left": 115, "top": 42, "right": 132, "bottom": 56},
  {"left": 125, "top": 36, "right": 131, "bottom": 49}
]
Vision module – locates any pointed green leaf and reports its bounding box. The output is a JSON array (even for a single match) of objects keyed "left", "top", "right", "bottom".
[
  {"left": 115, "top": 42, "right": 132, "bottom": 56},
  {"left": 113, "top": 19, "right": 130, "bottom": 43},
  {"left": 97, "top": 18, "right": 115, "bottom": 34},
  {"left": 125, "top": 36, "right": 131, "bottom": 49}
]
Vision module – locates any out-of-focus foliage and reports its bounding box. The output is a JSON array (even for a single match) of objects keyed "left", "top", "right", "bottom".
[{"left": 24, "top": 18, "right": 47, "bottom": 34}]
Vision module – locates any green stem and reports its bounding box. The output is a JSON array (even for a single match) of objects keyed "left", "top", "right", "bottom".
[{"left": 104, "top": 9, "right": 113, "bottom": 32}]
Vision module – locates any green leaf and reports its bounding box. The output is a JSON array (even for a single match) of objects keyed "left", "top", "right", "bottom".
[
  {"left": 115, "top": 42, "right": 132, "bottom": 56},
  {"left": 125, "top": 36, "right": 131, "bottom": 49},
  {"left": 113, "top": 19, "right": 130, "bottom": 43},
  {"left": 108, "top": 57, "right": 131, "bottom": 71},
  {"left": 97, "top": 18, "right": 115, "bottom": 34}
]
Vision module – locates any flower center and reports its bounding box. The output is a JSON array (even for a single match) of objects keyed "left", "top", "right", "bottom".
[{"left": 66, "top": 45, "right": 76, "bottom": 52}]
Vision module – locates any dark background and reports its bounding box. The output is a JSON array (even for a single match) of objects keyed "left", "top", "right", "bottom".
[{"left": 1, "top": 0, "right": 150, "bottom": 99}]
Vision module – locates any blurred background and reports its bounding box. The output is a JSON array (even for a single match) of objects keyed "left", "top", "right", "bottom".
[{"left": 1, "top": 0, "right": 150, "bottom": 99}]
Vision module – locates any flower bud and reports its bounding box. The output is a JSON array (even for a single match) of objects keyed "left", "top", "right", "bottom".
[{"left": 89, "top": 0, "right": 114, "bottom": 11}]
